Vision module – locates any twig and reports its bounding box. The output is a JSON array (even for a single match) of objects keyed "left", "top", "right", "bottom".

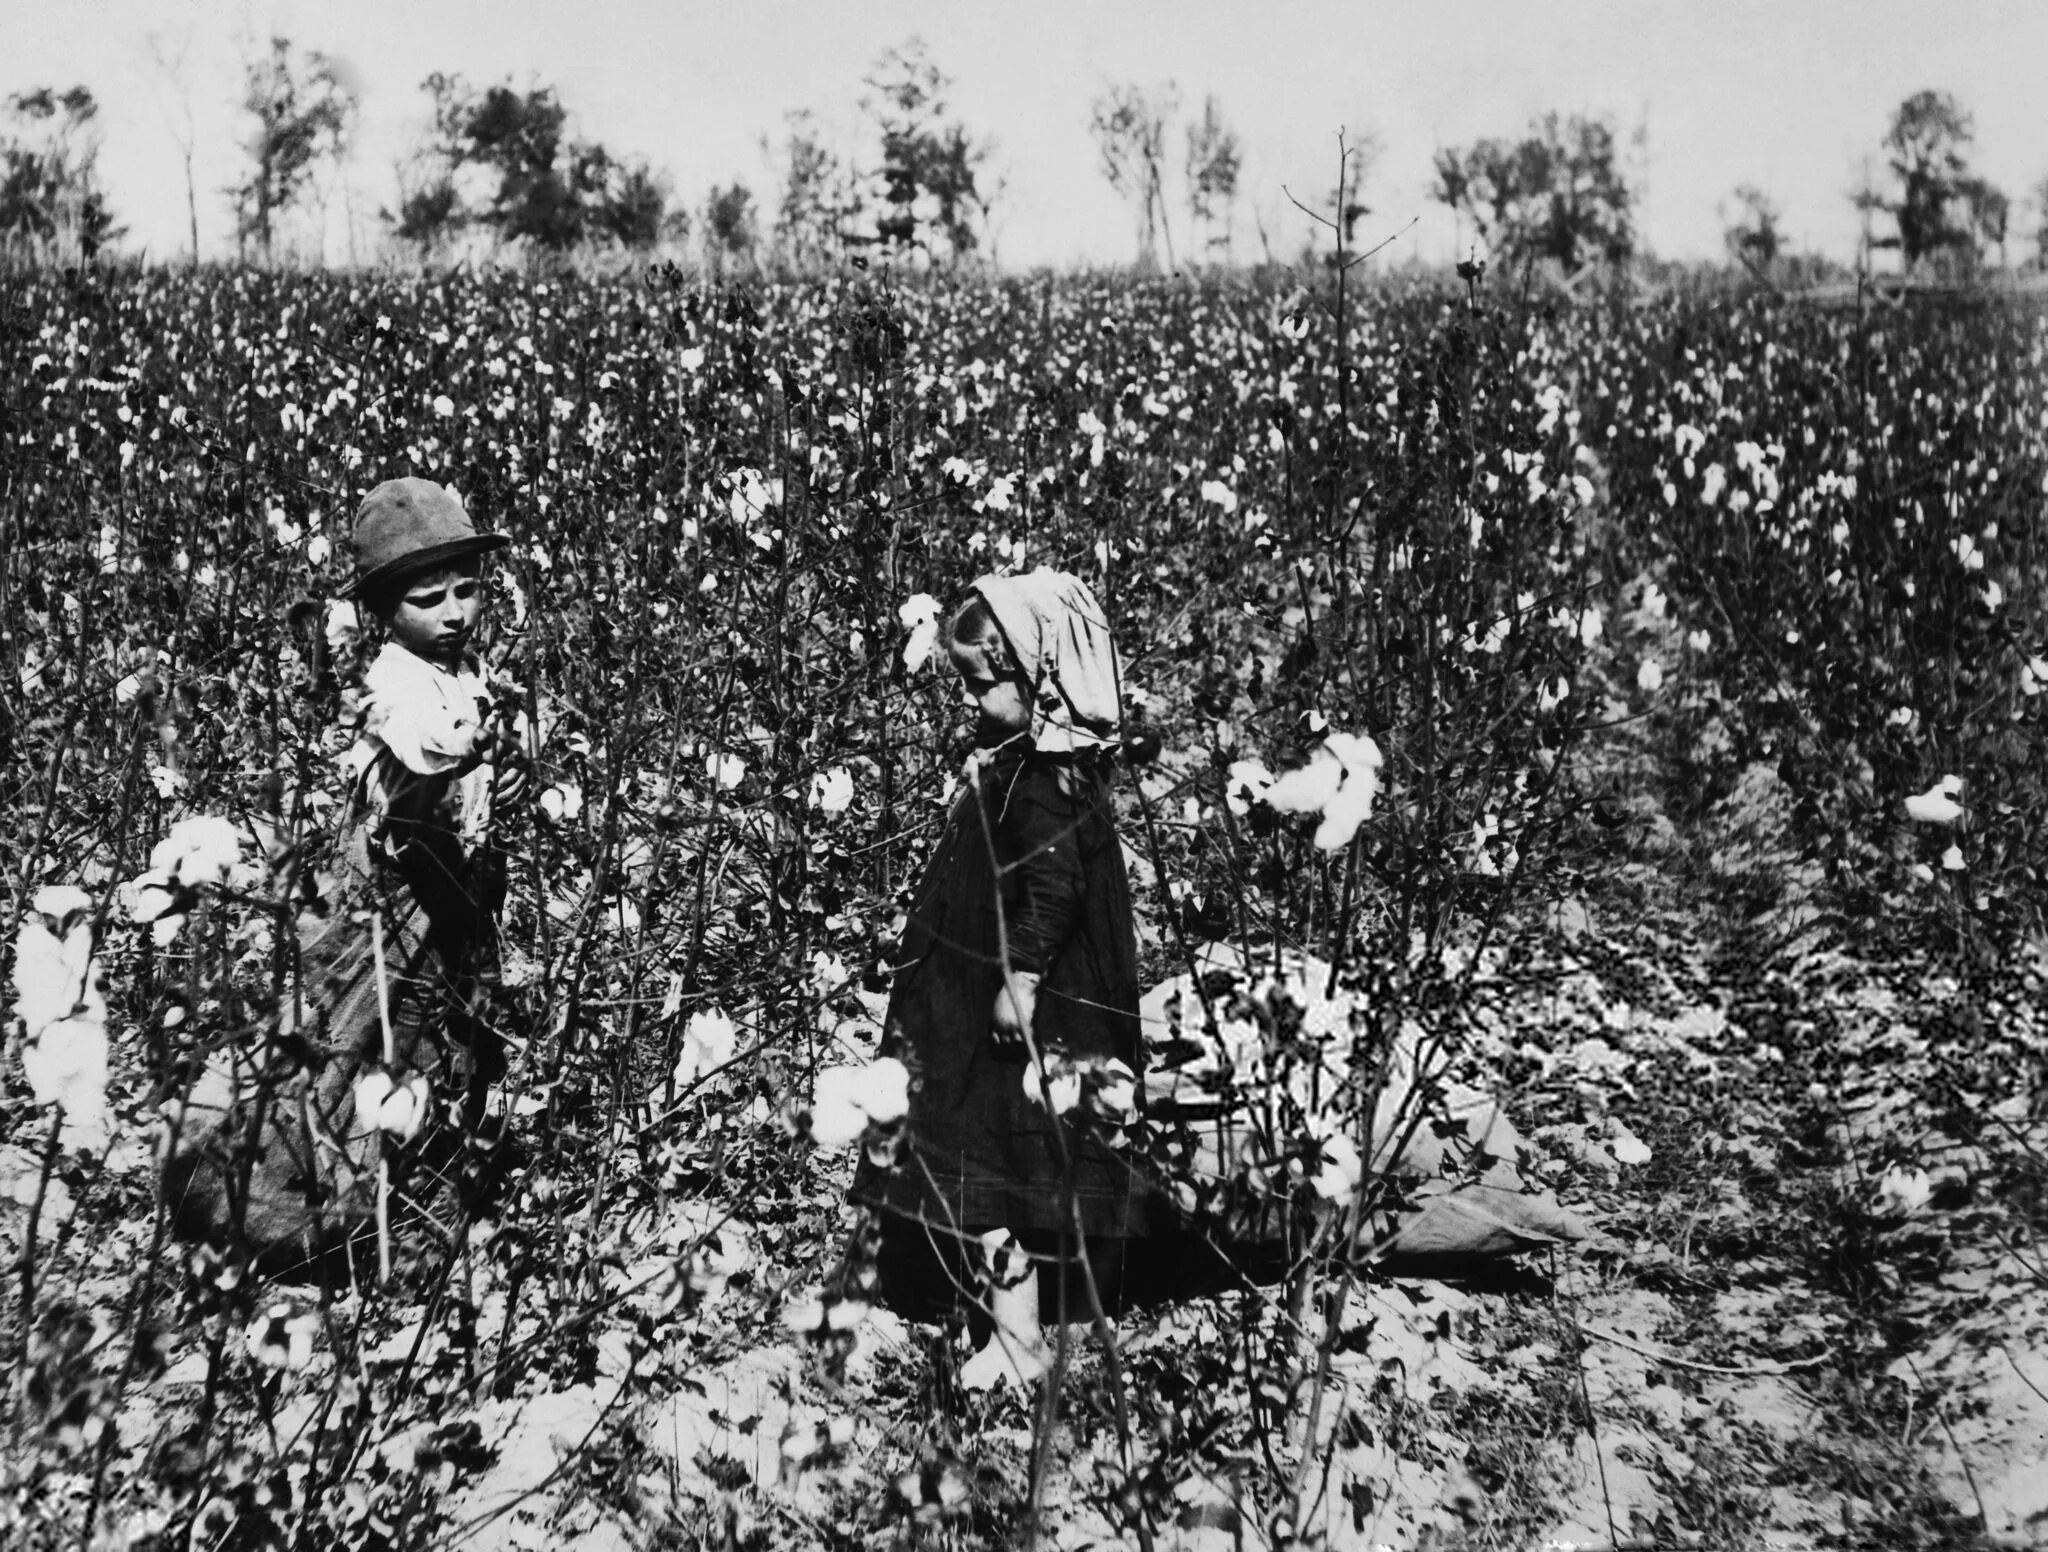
[
  {"left": 1579, "top": 1323, "right": 1836, "bottom": 1378},
  {"left": 16, "top": 1104, "right": 64, "bottom": 1345},
  {"left": 2002, "top": 1343, "right": 2048, "bottom": 1410},
  {"left": 1557, "top": 1252, "right": 1621, "bottom": 1552},
  {"left": 372, "top": 911, "right": 395, "bottom": 1286}
]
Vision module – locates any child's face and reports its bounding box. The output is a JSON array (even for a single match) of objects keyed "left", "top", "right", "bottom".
[
  {"left": 950, "top": 633, "right": 1032, "bottom": 738},
  {"left": 385, "top": 561, "right": 483, "bottom": 667}
]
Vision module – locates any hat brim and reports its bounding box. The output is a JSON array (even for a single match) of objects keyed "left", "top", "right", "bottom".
[{"left": 345, "top": 533, "right": 510, "bottom": 601}]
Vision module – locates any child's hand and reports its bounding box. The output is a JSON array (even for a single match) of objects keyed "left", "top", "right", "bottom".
[
  {"left": 491, "top": 759, "right": 531, "bottom": 810},
  {"left": 991, "top": 970, "right": 1041, "bottom": 1052},
  {"left": 479, "top": 719, "right": 532, "bottom": 808}
]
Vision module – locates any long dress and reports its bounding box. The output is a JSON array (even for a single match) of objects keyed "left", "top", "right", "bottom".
[{"left": 851, "top": 741, "right": 1156, "bottom": 1317}]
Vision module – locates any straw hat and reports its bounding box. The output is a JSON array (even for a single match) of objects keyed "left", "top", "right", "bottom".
[{"left": 345, "top": 478, "right": 507, "bottom": 600}]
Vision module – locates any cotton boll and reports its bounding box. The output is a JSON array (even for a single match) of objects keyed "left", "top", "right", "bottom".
[
  {"left": 150, "top": 815, "right": 243, "bottom": 886},
  {"left": 810, "top": 766, "right": 854, "bottom": 815},
  {"left": 1024, "top": 1064, "right": 1084, "bottom": 1117},
  {"left": 20, "top": 1015, "right": 110, "bottom": 1140},
  {"left": 899, "top": 592, "right": 942, "bottom": 671},
  {"left": 353, "top": 1070, "right": 394, "bottom": 1117},
  {"left": 852, "top": 1057, "right": 910, "bottom": 1125},
  {"left": 324, "top": 599, "right": 360, "bottom": 654},
  {"left": 1264, "top": 747, "right": 1342, "bottom": 817},
  {"left": 675, "top": 1007, "right": 739, "bottom": 1088},
  {"left": 805, "top": 1091, "right": 869, "bottom": 1150},
  {"left": 1876, "top": 1166, "right": 1931, "bottom": 1216},
  {"left": 1309, "top": 1131, "right": 1363, "bottom": 1203},
  {"left": 1903, "top": 776, "right": 1963, "bottom": 825},
  {"left": 1224, "top": 759, "right": 1273, "bottom": 817},
  {"left": 1262, "top": 733, "right": 1383, "bottom": 852}
]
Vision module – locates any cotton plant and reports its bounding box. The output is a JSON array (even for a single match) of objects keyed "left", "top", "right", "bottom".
[
  {"left": 127, "top": 814, "right": 250, "bottom": 946},
  {"left": 10, "top": 884, "right": 112, "bottom": 1146},
  {"left": 798, "top": 1058, "right": 911, "bottom": 1150},
  {"left": 1261, "top": 730, "right": 1384, "bottom": 851}
]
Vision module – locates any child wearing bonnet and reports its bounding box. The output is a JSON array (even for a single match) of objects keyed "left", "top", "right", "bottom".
[{"left": 851, "top": 568, "right": 1159, "bottom": 1389}]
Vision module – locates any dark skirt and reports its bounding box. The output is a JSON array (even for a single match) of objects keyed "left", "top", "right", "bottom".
[{"left": 852, "top": 747, "right": 1158, "bottom": 1315}]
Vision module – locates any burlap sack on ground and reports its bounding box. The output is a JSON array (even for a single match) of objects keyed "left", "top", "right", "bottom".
[{"left": 1140, "top": 945, "right": 1584, "bottom": 1264}]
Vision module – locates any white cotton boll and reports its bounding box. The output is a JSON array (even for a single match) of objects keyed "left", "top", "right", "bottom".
[
  {"left": 1312, "top": 733, "right": 1383, "bottom": 851},
  {"left": 1091, "top": 1060, "right": 1137, "bottom": 1127},
  {"left": 1537, "top": 676, "right": 1570, "bottom": 713},
  {"left": 1024, "top": 1064, "right": 1084, "bottom": 1117},
  {"left": 2024, "top": 657, "right": 2048, "bottom": 697},
  {"left": 351, "top": 1070, "right": 431, "bottom": 1140},
  {"left": 538, "top": 784, "right": 583, "bottom": 824},
  {"left": 246, "top": 1306, "right": 321, "bottom": 1373},
  {"left": 21, "top": 1014, "right": 111, "bottom": 1143},
  {"left": 810, "top": 766, "right": 854, "bottom": 815},
  {"left": 706, "top": 752, "right": 746, "bottom": 789},
  {"left": 324, "top": 599, "right": 359, "bottom": 654},
  {"left": 115, "top": 673, "right": 142, "bottom": 706},
  {"left": 353, "top": 1069, "right": 394, "bottom": 1117},
  {"left": 982, "top": 476, "right": 1015, "bottom": 512},
  {"left": 31, "top": 885, "right": 93, "bottom": 926},
  {"left": 675, "top": 1007, "right": 738, "bottom": 1088},
  {"left": 1309, "top": 1132, "right": 1364, "bottom": 1203},
  {"left": 1225, "top": 759, "right": 1273, "bottom": 817},
  {"left": 1941, "top": 844, "right": 1965, "bottom": 871},
  {"left": 149, "top": 815, "right": 243, "bottom": 886},
  {"left": 432, "top": 395, "right": 455, "bottom": 418},
  {"left": 1199, "top": 479, "right": 1239, "bottom": 514},
  {"left": 374, "top": 1073, "right": 431, "bottom": 1141},
  {"left": 1263, "top": 738, "right": 1379, "bottom": 851},
  {"left": 805, "top": 1069, "right": 871, "bottom": 1149},
  {"left": 306, "top": 534, "right": 331, "bottom": 567},
  {"left": 809, "top": 953, "right": 849, "bottom": 997},
  {"left": 1264, "top": 746, "right": 1342, "bottom": 817},
  {"left": 11, "top": 914, "right": 100, "bottom": 1042},
  {"left": 1637, "top": 658, "right": 1665, "bottom": 693},
  {"left": 852, "top": 1057, "right": 910, "bottom": 1125},
  {"left": 899, "top": 592, "right": 942, "bottom": 671},
  {"left": 1904, "top": 776, "right": 1963, "bottom": 825},
  {"left": 1876, "top": 1166, "right": 1931, "bottom": 1216},
  {"left": 127, "top": 868, "right": 181, "bottom": 924}
]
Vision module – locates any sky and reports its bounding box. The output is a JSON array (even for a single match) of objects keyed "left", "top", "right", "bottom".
[{"left": 6, "top": 0, "right": 2043, "bottom": 270}]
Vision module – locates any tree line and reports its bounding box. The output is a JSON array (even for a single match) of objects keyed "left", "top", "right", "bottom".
[{"left": 2, "top": 36, "right": 2042, "bottom": 279}]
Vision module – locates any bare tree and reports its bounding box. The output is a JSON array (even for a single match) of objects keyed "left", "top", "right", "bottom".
[
  {"left": 145, "top": 30, "right": 200, "bottom": 263},
  {"left": 1091, "top": 81, "right": 1177, "bottom": 268}
]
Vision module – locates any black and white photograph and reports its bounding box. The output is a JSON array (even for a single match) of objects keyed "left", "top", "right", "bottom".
[{"left": 3, "top": 2, "right": 2045, "bottom": 1547}]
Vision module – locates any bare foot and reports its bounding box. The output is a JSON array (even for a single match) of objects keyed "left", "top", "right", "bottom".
[{"left": 959, "top": 1329, "right": 1053, "bottom": 1392}]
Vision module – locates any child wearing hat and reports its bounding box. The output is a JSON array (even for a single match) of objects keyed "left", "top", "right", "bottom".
[{"left": 166, "top": 477, "right": 530, "bottom": 1271}]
